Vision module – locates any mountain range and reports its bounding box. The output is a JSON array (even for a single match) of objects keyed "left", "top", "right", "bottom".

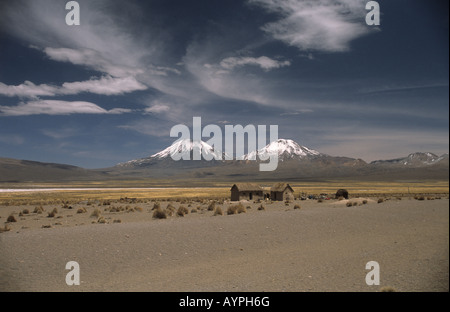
[{"left": 0, "top": 139, "right": 448, "bottom": 183}]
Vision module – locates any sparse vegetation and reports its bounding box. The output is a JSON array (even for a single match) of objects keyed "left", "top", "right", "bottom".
[
  {"left": 152, "top": 208, "right": 167, "bottom": 219},
  {"left": 377, "top": 198, "right": 384, "bottom": 203},
  {"left": 90, "top": 208, "right": 101, "bottom": 218},
  {"left": 214, "top": 206, "right": 223, "bottom": 216},
  {"left": 294, "top": 204, "right": 301, "bottom": 209},
  {"left": 237, "top": 204, "right": 247, "bottom": 214},
  {"left": 7, "top": 214, "right": 17, "bottom": 223},
  {"left": 258, "top": 204, "right": 265, "bottom": 211},
  {"left": 77, "top": 207, "right": 87, "bottom": 214},
  {"left": 207, "top": 201, "right": 216, "bottom": 211},
  {"left": 177, "top": 206, "right": 189, "bottom": 217}
]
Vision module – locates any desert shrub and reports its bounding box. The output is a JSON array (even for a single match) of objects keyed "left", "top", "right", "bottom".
[
  {"left": 177, "top": 206, "right": 189, "bottom": 217},
  {"left": 191, "top": 208, "right": 197, "bottom": 213},
  {"left": 47, "top": 208, "right": 58, "bottom": 218},
  {"left": 237, "top": 204, "right": 247, "bottom": 214},
  {"left": 77, "top": 207, "right": 87, "bottom": 214},
  {"left": 166, "top": 204, "right": 176, "bottom": 212},
  {"left": 102, "top": 200, "right": 111, "bottom": 206},
  {"left": 153, "top": 208, "right": 167, "bottom": 219},
  {"left": 377, "top": 198, "right": 384, "bottom": 204},
  {"left": 352, "top": 202, "right": 358, "bottom": 206},
  {"left": 152, "top": 202, "right": 161, "bottom": 210},
  {"left": 207, "top": 201, "right": 216, "bottom": 211},
  {"left": 294, "top": 204, "right": 301, "bottom": 210},
  {"left": 33, "top": 206, "right": 44, "bottom": 214},
  {"left": 258, "top": 204, "right": 265, "bottom": 211},
  {"left": 22, "top": 208, "right": 30, "bottom": 215},
  {"left": 214, "top": 206, "right": 223, "bottom": 216},
  {"left": 90, "top": 208, "right": 101, "bottom": 218},
  {"left": 346, "top": 202, "right": 353, "bottom": 207},
  {"left": 0, "top": 225, "right": 11, "bottom": 233},
  {"left": 227, "top": 205, "right": 238, "bottom": 215},
  {"left": 362, "top": 200, "right": 368, "bottom": 205},
  {"left": 417, "top": 196, "right": 425, "bottom": 201},
  {"left": 97, "top": 217, "right": 106, "bottom": 224},
  {"left": 7, "top": 215, "right": 17, "bottom": 223},
  {"left": 113, "top": 219, "right": 122, "bottom": 223},
  {"left": 317, "top": 199, "right": 323, "bottom": 203}
]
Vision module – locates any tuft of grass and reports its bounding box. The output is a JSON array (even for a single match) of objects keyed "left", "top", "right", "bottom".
[
  {"left": 377, "top": 198, "right": 384, "bottom": 203},
  {"left": 152, "top": 208, "right": 167, "bottom": 219},
  {"left": 97, "top": 217, "right": 106, "bottom": 224},
  {"left": 33, "top": 206, "right": 44, "bottom": 214},
  {"left": 227, "top": 205, "right": 238, "bottom": 215},
  {"left": 22, "top": 208, "right": 30, "bottom": 215},
  {"left": 177, "top": 205, "right": 189, "bottom": 217},
  {"left": 0, "top": 225, "right": 11, "bottom": 233},
  {"left": 417, "top": 196, "right": 425, "bottom": 201},
  {"left": 77, "top": 207, "right": 87, "bottom": 214},
  {"left": 237, "top": 204, "right": 247, "bottom": 214},
  {"left": 362, "top": 200, "right": 368, "bottom": 205},
  {"left": 214, "top": 206, "right": 223, "bottom": 216},
  {"left": 90, "top": 208, "right": 101, "bottom": 218},
  {"left": 207, "top": 201, "right": 216, "bottom": 211},
  {"left": 294, "top": 204, "right": 301, "bottom": 210},
  {"left": 7, "top": 214, "right": 17, "bottom": 223},
  {"left": 258, "top": 204, "right": 265, "bottom": 211},
  {"left": 152, "top": 202, "right": 161, "bottom": 210},
  {"left": 113, "top": 219, "right": 122, "bottom": 223},
  {"left": 191, "top": 208, "right": 197, "bottom": 213},
  {"left": 47, "top": 208, "right": 58, "bottom": 218}
]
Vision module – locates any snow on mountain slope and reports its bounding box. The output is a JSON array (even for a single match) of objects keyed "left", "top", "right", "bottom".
[{"left": 240, "top": 139, "right": 322, "bottom": 161}]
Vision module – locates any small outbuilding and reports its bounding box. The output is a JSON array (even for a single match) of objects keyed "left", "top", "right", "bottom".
[
  {"left": 230, "top": 183, "right": 264, "bottom": 201},
  {"left": 270, "top": 183, "right": 294, "bottom": 201},
  {"left": 335, "top": 189, "right": 349, "bottom": 199}
]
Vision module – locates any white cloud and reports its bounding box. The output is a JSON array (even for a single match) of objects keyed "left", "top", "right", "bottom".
[
  {"left": 61, "top": 76, "right": 147, "bottom": 96},
  {"left": 219, "top": 56, "right": 291, "bottom": 71},
  {"left": 249, "top": 0, "right": 372, "bottom": 52},
  {"left": 0, "top": 76, "right": 148, "bottom": 98},
  {"left": 0, "top": 81, "right": 58, "bottom": 98},
  {"left": 144, "top": 104, "right": 171, "bottom": 114},
  {"left": 0, "top": 100, "right": 132, "bottom": 116}
]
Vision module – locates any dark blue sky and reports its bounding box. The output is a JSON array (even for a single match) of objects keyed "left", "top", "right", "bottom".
[{"left": 0, "top": 0, "right": 448, "bottom": 168}]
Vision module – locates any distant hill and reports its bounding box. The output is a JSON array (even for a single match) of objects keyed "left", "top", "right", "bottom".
[
  {"left": 0, "top": 140, "right": 448, "bottom": 183},
  {"left": 0, "top": 157, "right": 108, "bottom": 183}
]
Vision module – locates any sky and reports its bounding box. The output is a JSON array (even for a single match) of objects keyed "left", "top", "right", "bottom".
[{"left": 0, "top": 0, "right": 448, "bottom": 168}]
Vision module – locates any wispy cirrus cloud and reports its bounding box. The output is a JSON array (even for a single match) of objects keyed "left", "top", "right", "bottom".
[
  {"left": 0, "top": 100, "right": 132, "bottom": 116},
  {"left": 248, "top": 0, "right": 373, "bottom": 52},
  {"left": 0, "top": 76, "right": 148, "bottom": 98},
  {"left": 219, "top": 56, "right": 291, "bottom": 72}
]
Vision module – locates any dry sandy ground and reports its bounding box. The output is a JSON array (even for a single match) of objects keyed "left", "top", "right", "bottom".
[{"left": 0, "top": 197, "right": 448, "bottom": 292}]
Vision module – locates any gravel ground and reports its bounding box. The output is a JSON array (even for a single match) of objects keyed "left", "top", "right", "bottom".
[{"left": 0, "top": 198, "right": 448, "bottom": 292}]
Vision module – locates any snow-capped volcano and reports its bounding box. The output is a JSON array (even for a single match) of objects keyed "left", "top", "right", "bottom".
[
  {"left": 117, "top": 139, "right": 228, "bottom": 167},
  {"left": 151, "top": 139, "right": 228, "bottom": 160},
  {"left": 240, "top": 139, "right": 322, "bottom": 161}
]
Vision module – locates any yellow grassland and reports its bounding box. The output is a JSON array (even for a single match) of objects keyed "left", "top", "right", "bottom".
[{"left": 0, "top": 179, "right": 447, "bottom": 206}]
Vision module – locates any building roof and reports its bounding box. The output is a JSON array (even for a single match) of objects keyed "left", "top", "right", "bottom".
[
  {"left": 270, "top": 183, "right": 294, "bottom": 192},
  {"left": 231, "top": 183, "right": 263, "bottom": 191}
]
